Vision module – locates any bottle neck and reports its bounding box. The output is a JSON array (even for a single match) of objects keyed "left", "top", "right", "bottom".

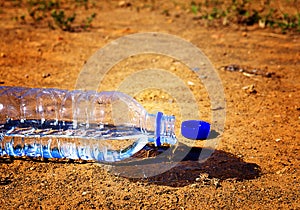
[{"left": 144, "top": 112, "right": 177, "bottom": 146}]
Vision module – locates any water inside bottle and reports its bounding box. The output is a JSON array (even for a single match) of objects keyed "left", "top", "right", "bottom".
[{"left": 0, "top": 119, "right": 149, "bottom": 162}]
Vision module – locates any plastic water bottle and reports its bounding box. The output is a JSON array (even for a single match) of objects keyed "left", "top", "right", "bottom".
[{"left": 0, "top": 86, "right": 210, "bottom": 162}]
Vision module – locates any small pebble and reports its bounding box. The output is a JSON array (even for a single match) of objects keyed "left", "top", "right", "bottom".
[
  {"left": 242, "top": 72, "right": 254, "bottom": 77},
  {"left": 118, "top": 1, "right": 131, "bottom": 7},
  {"left": 187, "top": 81, "right": 194, "bottom": 86},
  {"left": 242, "top": 84, "right": 257, "bottom": 94},
  {"left": 190, "top": 183, "right": 197, "bottom": 188},
  {"left": 82, "top": 191, "right": 88, "bottom": 196},
  {"left": 42, "top": 73, "right": 51, "bottom": 78}
]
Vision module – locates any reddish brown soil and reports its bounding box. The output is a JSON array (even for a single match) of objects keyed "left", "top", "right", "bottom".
[{"left": 0, "top": 1, "right": 299, "bottom": 209}]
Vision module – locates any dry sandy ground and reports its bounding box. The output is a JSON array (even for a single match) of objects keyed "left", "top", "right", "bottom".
[{"left": 0, "top": 1, "right": 299, "bottom": 209}]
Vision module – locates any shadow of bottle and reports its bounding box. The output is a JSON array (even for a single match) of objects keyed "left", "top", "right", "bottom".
[{"left": 107, "top": 142, "right": 261, "bottom": 187}]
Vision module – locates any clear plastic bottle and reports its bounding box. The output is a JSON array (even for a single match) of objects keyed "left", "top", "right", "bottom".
[{"left": 0, "top": 86, "right": 210, "bottom": 162}]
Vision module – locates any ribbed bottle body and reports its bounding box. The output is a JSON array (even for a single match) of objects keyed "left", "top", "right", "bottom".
[{"left": 0, "top": 87, "right": 148, "bottom": 129}]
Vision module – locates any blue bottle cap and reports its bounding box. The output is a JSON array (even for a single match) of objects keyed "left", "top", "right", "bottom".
[{"left": 181, "top": 120, "right": 211, "bottom": 140}]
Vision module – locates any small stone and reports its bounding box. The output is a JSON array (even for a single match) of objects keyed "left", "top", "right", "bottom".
[
  {"left": 242, "top": 84, "right": 257, "bottom": 94},
  {"left": 275, "top": 138, "right": 281, "bottom": 142},
  {"left": 82, "top": 191, "right": 88, "bottom": 196},
  {"left": 190, "top": 183, "right": 197, "bottom": 188},
  {"left": 0, "top": 53, "right": 6, "bottom": 58},
  {"left": 118, "top": 0, "right": 125, "bottom": 6},
  {"left": 242, "top": 72, "right": 254, "bottom": 77},
  {"left": 187, "top": 81, "right": 194, "bottom": 86},
  {"left": 259, "top": 19, "right": 266, "bottom": 28},
  {"left": 42, "top": 73, "right": 51, "bottom": 78},
  {"left": 118, "top": 1, "right": 131, "bottom": 7}
]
